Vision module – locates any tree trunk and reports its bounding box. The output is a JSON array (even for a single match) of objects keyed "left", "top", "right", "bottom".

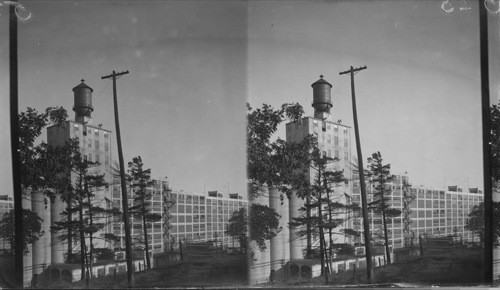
[
  {"left": 142, "top": 213, "right": 151, "bottom": 269},
  {"left": 87, "top": 194, "right": 94, "bottom": 278},
  {"left": 306, "top": 193, "right": 312, "bottom": 259},
  {"left": 381, "top": 207, "right": 391, "bottom": 264},
  {"left": 67, "top": 198, "right": 73, "bottom": 263},
  {"left": 78, "top": 199, "right": 86, "bottom": 280},
  {"left": 318, "top": 200, "right": 325, "bottom": 276}
]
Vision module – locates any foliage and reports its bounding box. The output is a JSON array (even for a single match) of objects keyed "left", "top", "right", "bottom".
[
  {"left": 225, "top": 207, "right": 248, "bottom": 253},
  {"left": 128, "top": 156, "right": 161, "bottom": 269},
  {"left": 290, "top": 145, "right": 359, "bottom": 279},
  {"left": 225, "top": 204, "right": 281, "bottom": 253},
  {"left": 247, "top": 103, "right": 314, "bottom": 199},
  {"left": 465, "top": 201, "right": 500, "bottom": 246},
  {"left": 0, "top": 209, "right": 44, "bottom": 255},
  {"left": 51, "top": 146, "right": 120, "bottom": 280},
  {"left": 465, "top": 202, "right": 485, "bottom": 244},
  {"left": 491, "top": 104, "right": 500, "bottom": 188},
  {"left": 367, "top": 151, "right": 401, "bottom": 264},
  {"left": 19, "top": 107, "right": 68, "bottom": 194},
  {"left": 93, "top": 247, "right": 115, "bottom": 261},
  {"left": 249, "top": 204, "right": 281, "bottom": 251}
]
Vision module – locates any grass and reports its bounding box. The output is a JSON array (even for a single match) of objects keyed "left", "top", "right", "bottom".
[
  {"left": 44, "top": 246, "right": 489, "bottom": 288},
  {"left": 53, "top": 255, "right": 248, "bottom": 288},
  {"left": 261, "top": 246, "right": 486, "bottom": 287}
]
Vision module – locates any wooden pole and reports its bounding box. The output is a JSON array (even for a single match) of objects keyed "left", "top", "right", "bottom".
[
  {"left": 340, "top": 65, "right": 373, "bottom": 283},
  {"left": 101, "top": 70, "right": 134, "bottom": 287}
]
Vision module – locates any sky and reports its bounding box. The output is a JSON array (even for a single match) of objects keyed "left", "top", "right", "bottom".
[
  {"left": 0, "top": 0, "right": 499, "bottom": 198},
  {"left": 247, "top": 0, "right": 499, "bottom": 191},
  {"left": 0, "top": 0, "right": 248, "bottom": 196}
]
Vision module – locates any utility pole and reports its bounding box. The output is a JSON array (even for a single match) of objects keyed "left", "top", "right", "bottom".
[
  {"left": 339, "top": 65, "right": 374, "bottom": 283},
  {"left": 9, "top": 1, "right": 23, "bottom": 287},
  {"left": 101, "top": 70, "right": 134, "bottom": 287},
  {"left": 479, "top": 2, "right": 492, "bottom": 283}
]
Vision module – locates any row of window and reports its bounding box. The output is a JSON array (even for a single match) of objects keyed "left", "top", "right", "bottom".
[
  {"left": 311, "top": 120, "right": 349, "bottom": 133},
  {"left": 321, "top": 149, "right": 349, "bottom": 161},
  {"left": 74, "top": 124, "right": 109, "bottom": 138},
  {"left": 83, "top": 153, "right": 109, "bottom": 165}
]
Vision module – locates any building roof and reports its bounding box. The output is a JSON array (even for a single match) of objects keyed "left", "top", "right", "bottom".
[
  {"left": 72, "top": 79, "right": 94, "bottom": 92},
  {"left": 311, "top": 75, "right": 332, "bottom": 88}
]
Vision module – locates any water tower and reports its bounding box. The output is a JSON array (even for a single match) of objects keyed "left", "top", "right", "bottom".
[
  {"left": 311, "top": 75, "right": 332, "bottom": 119},
  {"left": 72, "top": 79, "right": 94, "bottom": 124}
]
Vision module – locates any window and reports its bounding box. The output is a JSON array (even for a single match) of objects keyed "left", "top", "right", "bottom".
[
  {"left": 313, "top": 120, "right": 318, "bottom": 127},
  {"left": 322, "top": 122, "right": 326, "bottom": 132},
  {"left": 95, "top": 155, "right": 100, "bottom": 163},
  {"left": 104, "top": 132, "right": 108, "bottom": 139},
  {"left": 327, "top": 135, "right": 331, "bottom": 143},
  {"left": 105, "top": 143, "right": 109, "bottom": 151},
  {"left": 327, "top": 149, "right": 331, "bottom": 158},
  {"left": 344, "top": 139, "right": 348, "bottom": 147},
  {"left": 74, "top": 124, "right": 79, "bottom": 131},
  {"left": 88, "top": 153, "right": 92, "bottom": 162},
  {"left": 105, "top": 156, "right": 109, "bottom": 165},
  {"left": 95, "top": 140, "right": 99, "bottom": 149},
  {"left": 83, "top": 126, "right": 87, "bottom": 136},
  {"left": 335, "top": 151, "right": 339, "bottom": 159},
  {"left": 344, "top": 152, "right": 349, "bottom": 161},
  {"left": 334, "top": 125, "right": 338, "bottom": 131},
  {"left": 88, "top": 142, "right": 91, "bottom": 148},
  {"left": 95, "top": 129, "right": 99, "bottom": 136},
  {"left": 334, "top": 136, "right": 339, "bottom": 145},
  {"left": 343, "top": 128, "right": 347, "bottom": 134}
]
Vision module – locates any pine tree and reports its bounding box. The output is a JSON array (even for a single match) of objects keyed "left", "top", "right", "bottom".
[
  {"left": 366, "top": 151, "right": 401, "bottom": 265},
  {"left": 290, "top": 146, "right": 359, "bottom": 283},
  {"left": 127, "top": 156, "right": 161, "bottom": 270}
]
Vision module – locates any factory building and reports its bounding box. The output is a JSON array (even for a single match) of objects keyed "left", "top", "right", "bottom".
[
  {"left": 351, "top": 172, "right": 484, "bottom": 258},
  {"left": 110, "top": 180, "right": 249, "bottom": 263},
  {"left": 408, "top": 186, "right": 483, "bottom": 242},
  {"left": 166, "top": 190, "right": 248, "bottom": 249}
]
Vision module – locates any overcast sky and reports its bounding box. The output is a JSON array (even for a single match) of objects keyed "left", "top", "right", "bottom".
[{"left": 0, "top": 1, "right": 499, "bottom": 198}]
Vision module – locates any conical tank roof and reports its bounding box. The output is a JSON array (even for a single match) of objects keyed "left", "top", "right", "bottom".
[
  {"left": 72, "top": 79, "right": 94, "bottom": 92},
  {"left": 311, "top": 75, "right": 332, "bottom": 88}
]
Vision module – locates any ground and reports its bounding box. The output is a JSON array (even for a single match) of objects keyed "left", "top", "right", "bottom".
[
  {"left": 261, "top": 246, "right": 487, "bottom": 287},
  {"left": 0, "top": 246, "right": 492, "bottom": 288}
]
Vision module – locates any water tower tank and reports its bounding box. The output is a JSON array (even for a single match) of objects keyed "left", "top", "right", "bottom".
[
  {"left": 72, "top": 79, "right": 94, "bottom": 119},
  {"left": 311, "top": 75, "right": 332, "bottom": 114}
]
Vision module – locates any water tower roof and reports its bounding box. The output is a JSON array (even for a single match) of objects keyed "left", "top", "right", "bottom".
[
  {"left": 72, "top": 79, "right": 94, "bottom": 92},
  {"left": 311, "top": 75, "right": 332, "bottom": 88}
]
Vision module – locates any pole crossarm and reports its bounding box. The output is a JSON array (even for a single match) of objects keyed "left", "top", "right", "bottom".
[
  {"left": 101, "top": 70, "right": 129, "bottom": 80},
  {"left": 339, "top": 65, "right": 367, "bottom": 75}
]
